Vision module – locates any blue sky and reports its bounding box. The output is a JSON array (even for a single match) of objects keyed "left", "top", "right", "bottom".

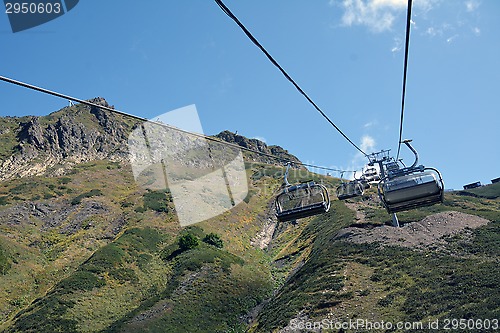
[{"left": 0, "top": 0, "right": 498, "bottom": 190}]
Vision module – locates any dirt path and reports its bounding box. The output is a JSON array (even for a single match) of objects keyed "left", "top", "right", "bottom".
[{"left": 343, "top": 201, "right": 366, "bottom": 224}]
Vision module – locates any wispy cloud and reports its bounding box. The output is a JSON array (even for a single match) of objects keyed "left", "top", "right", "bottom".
[
  {"left": 446, "top": 34, "right": 459, "bottom": 43},
  {"left": 331, "top": 0, "right": 439, "bottom": 33},
  {"left": 465, "top": 0, "right": 480, "bottom": 12},
  {"left": 332, "top": 0, "right": 481, "bottom": 46},
  {"left": 363, "top": 120, "right": 378, "bottom": 128},
  {"left": 391, "top": 36, "right": 403, "bottom": 52},
  {"left": 424, "top": 22, "right": 453, "bottom": 38},
  {"left": 333, "top": 0, "right": 405, "bottom": 32},
  {"left": 348, "top": 135, "right": 377, "bottom": 176},
  {"left": 360, "top": 135, "right": 376, "bottom": 152},
  {"left": 425, "top": 26, "right": 438, "bottom": 37}
]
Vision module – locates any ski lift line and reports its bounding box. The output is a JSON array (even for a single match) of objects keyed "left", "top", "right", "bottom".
[
  {"left": 396, "top": 0, "right": 413, "bottom": 161},
  {"left": 214, "top": 0, "right": 369, "bottom": 158},
  {"left": 0, "top": 74, "right": 354, "bottom": 174}
]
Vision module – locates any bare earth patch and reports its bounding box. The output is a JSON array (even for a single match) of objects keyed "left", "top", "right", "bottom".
[{"left": 333, "top": 211, "right": 490, "bottom": 250}]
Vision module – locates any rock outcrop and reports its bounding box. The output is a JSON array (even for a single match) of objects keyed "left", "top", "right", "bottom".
[
  {"left": 0, "top": 98, "right": 134, "bottom": 180},
  {"left": 0, "top": 100, "right": 301, "bottom": 181}
]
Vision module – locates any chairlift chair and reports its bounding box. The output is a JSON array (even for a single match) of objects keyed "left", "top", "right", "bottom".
[
  {"left": 384, "top": 161, "right": 401, "bottom": 174},
  {"left": 336, "top": 172, "right": 365, "bottom": 200},
  {"left": 378, "top": 140, "right": 444, "bottom": 214},
  {"left": 362, "top": 167, "right": 380, "bottom": 182},
  {"left": 275, "top": 163, "right": 331, "bottom": 222}
]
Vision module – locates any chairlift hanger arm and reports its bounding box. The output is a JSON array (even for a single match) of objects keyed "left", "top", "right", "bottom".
[
  {"left": 283, "top": 162, "right": 292, "bottom": 187},
  {"left": 402, "top": 139, "right": 418, "bottom": 169}
]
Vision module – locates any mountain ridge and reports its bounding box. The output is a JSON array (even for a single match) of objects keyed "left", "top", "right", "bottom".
[
  {"left": 0, "top": 98, "right": 300, "bottom": 182},
  {"left": 0, "top": 101, "right": 498, "bottom": 333}
]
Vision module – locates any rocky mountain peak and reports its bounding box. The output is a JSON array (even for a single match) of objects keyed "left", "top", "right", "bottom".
[
  {"left": 0, "top": 101, "right": 302, "bottom": 181},
  {"left": 0, "top": 98, "right": 134, "bottom": 180},
  {"left": 215, "top": 130, "right": 302, "bottom": 167}
]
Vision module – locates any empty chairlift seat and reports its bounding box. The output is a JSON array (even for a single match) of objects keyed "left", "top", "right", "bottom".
[
  {"left": 378, "top": 168, "right": 444, "bottom": 213},
  {"left": 275, "top": 181, "right": 330, "bottom": 222},
  {"left": 336, "top": 181, "right": 364, "bottom": 200},
  {"left": 362, "top": 167, "right": 380, "bottom": 182}
]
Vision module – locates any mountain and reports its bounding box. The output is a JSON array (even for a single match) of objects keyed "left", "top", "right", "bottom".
[
  {"left": 0, "top": 100, "right": 498, "bottom": 333},
  {"left": 0, "top": 99, "right": 298, "bottom": 181}
]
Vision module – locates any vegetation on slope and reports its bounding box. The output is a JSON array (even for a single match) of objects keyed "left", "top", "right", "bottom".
[
  {"left": 250, "top": 183, "right": 500, "bottom": 332},
  {"left": 0, "top": 109, "right": 498, "bottom": 333}
]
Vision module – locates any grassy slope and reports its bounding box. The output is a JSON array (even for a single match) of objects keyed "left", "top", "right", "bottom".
[
  {"left": 0, "top": 160, "right": 498, "bottom": 333},
  {"left": 0, "top": 160, "right": 179, "bottom": 331},
  {"left": 251, "top": 184, "right": 500, "bottom": 333},
  {"left": 0, "top": 162, "right": 284, "bottom": 332}
]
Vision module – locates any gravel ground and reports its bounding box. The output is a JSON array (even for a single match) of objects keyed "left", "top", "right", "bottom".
[{"left": 333, "top": 211, "right": 490, "bottom": 250}]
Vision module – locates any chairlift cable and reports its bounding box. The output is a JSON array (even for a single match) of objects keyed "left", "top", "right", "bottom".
[
  {"left": 0, "top": 74, "right": 356, "bottom": 174},
  {"left": 396, "top": 0, "right": 413, "bottom": 161},
  {"left": 214, "top": 0, "right": 368, "bottom": 158}
]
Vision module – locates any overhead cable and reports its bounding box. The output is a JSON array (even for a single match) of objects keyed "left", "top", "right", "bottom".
[
  {"left": 214, "top": 0, "right": 368, "bottom": 158},
  {"left": 396, "top": 0, "right": 413, "bottom": 160},
  {"left": 0, "top": 74, "right": 355, "bottom": 174}
]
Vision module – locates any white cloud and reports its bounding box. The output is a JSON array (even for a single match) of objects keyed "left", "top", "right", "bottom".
[
  {"left": 335, "top": 0, "right": 401, "bottom": 32},
  {"left": 372, "top": 0, "right": 407, "bottom": 7},
  {"left": 363, "top": 120, "right": 378, "bottom": 128},
  {"left": 446, "top": 34, "right": 459, "bottom": 43},
  {"left": 333, "top": 0, "right": 481, "bottom": 45},
  {"left": 347, "top": 135, "right": 377, "bottom": 177},
  {"left": 391, "top": 36, "right": 403, "bottom": 52},
  {"left": 465, "top": 0, "right": 480, "bottom": 12},
  {"left": 332, "top": 0, "right": 440, "bottom": 33},
  {"left": 425, "top": 26, "right": 438, "bottom": 36},
  {"left": 360, "top": 135, "right": 376, "bottom": 152}
]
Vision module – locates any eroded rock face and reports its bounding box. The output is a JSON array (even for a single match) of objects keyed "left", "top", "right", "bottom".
[
  {"left": 0, "top": 98, "right": 134, "bottom": 180},
  {"left": 0, "top": 99, "right": 301, "bottom": 181},
  {"left": 215, "top": 130, "right": 302, "bottom": 167}
]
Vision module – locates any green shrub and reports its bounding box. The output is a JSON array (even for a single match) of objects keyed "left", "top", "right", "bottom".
[
  {"left": 120, "top": 201, "right": 133, "bottom": 208},
  {"left": 178, "top": 234, "right": 199, "bottom": 251},
  {"left": 0, "top": 245, "right": 11, "bottom": 274},
  {"left": 70, "top": 189, "right": 103, "bottom": 205},
  {"left": 10, "top": 296, "right": 78, "bottom": 333},
  {"left": 0, "top": 195, "right": 9, "bottom": 205},
  {"left": 9, "top": 182, "right": 37, "bottom": 194},
  {"left": 203, "top": 233, "right": 224, "bottom": 248},
  {"left": 134, "top": 206, "right": 147, "bottom": 213},
  {"left": 57, "top": 271, "right": 105, "bottom": 291},
  {"left": 115, "top": 228, "right": 164, "bottom": 253},
  {"left": 85, "top": 244, "right": 125, "bottom": 272},
  {"left": 109, "top": 268, "right": 138, "bottom": 284},
  {"left": 143, "top": 190, "right": 169, "bottom": 212},
  {"left": 59, "top": 177, "right": 72, "bottom": 184}
]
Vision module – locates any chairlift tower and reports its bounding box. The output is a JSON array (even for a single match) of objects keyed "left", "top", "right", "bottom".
[{"left": 368, "top": 149, "right": 400, "bottom": 227}]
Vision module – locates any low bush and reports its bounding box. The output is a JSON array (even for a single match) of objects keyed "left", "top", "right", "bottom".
[
  {"left": 178, "top": 234, "right": 199, "bottom": 251},
  {"left": 203, "top": 233, "right": 224, "bottom": 248},
  {"left": 70, "top": 189, "right": 103, "bottom": 205}
]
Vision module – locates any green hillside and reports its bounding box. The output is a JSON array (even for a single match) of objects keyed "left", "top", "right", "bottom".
[{"left": 0, "top": 106, "right": 499, "bottom": 332}]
